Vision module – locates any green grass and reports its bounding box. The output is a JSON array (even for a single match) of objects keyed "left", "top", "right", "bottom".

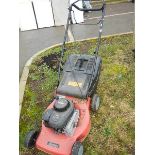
[{"left": 20, "top": 33, "right": 135, "bottom": 155}]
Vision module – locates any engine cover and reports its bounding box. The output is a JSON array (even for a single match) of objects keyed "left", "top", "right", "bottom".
[{"left": 42, "top": 98, "right": 74, "bottom": 130}]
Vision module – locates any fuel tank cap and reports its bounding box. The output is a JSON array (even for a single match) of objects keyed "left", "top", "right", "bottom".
[{"left": 54, "top": 98, "right": 70, "bottom": 112}]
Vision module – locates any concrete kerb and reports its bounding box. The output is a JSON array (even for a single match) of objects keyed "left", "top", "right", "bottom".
[{"left": 19, "top": 31, "right": 133, "bottom": 116}]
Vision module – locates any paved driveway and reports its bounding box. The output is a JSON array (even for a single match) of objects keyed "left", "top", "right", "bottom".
[{"left": 19, "top": 2, "right": 134, "bottom": 77}]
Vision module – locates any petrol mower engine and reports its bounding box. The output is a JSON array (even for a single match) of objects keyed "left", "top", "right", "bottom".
[{"left": 42, "top": 97, "right": 79, "bottom": 136}]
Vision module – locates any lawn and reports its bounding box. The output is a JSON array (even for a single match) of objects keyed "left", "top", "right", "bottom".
[{"left": 20, "top": 33, "right": 135, "bottom": 155}]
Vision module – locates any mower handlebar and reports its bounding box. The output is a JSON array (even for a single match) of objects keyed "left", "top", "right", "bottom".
[{"left": 70, "top": 1, "right": 106, "bottom": 12}]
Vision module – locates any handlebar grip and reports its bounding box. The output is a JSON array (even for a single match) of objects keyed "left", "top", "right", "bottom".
[{"left": 72, "top": 2, "right": 105, "bottom": 12}]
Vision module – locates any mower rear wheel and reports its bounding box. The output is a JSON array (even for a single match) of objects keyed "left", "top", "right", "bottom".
[
  {"left": 24, "top": 130, "right": 39, "bottom": 149},
  {"left": 72, "top": 141, "right": 83, "bottom": 155},
  {"left": 91, "top": 94, "right": 100, "bottom": 112}
]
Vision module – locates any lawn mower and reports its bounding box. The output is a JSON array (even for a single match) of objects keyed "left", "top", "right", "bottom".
[{"left": 25, "top": 0, "right": 106, "bottom": 155}]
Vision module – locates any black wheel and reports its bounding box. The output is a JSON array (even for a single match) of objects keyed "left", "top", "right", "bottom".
[
  {"left": 91, "top": 94, "right": 100, "bottom": 112},
  {"left": 72, "top": 141, "right": 83, "bottom": 155},
  {"left": 24, "top": 130, "right": 39, "bottom": 149}
]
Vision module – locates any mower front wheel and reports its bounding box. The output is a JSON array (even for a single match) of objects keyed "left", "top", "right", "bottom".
[
  {"left": 91, "top": 94, "right": 100, "bottom": 112},
  {"left": 72, "top": 141, "right": 83, "bottom": 155},
  {"left": 24, "top": 130, "right": 39, "bottom": 149}
]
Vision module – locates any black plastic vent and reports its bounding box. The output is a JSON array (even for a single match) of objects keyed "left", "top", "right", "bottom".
[
  {"left": 86, "top": 58, "right": 95, "bottom": 71},
  {"left": 75, "top": 59, "right": 88, "bottom": 71}
]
